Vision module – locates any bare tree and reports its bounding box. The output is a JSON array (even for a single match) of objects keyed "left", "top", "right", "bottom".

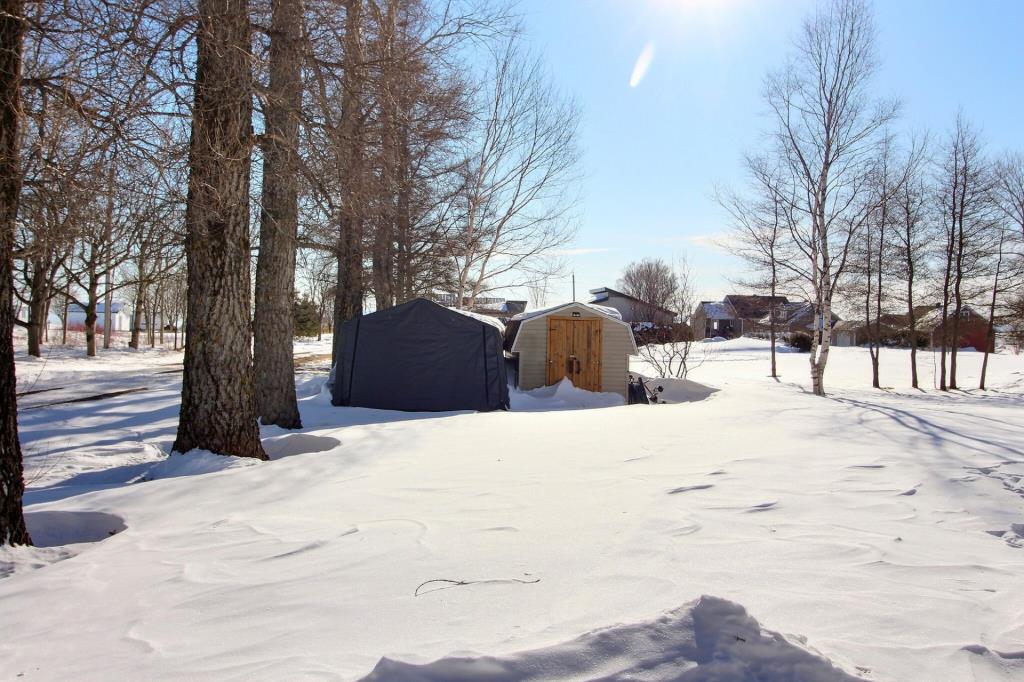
[
  {"left": 1, "top": 0, "right": 31, "bottom": 545},
  {"left": 718, "top": 156, "right": 797, "bottom": 379},
  {"left": 635, "top": 259, "right": 707, "bottom": 379},
  {"left": 762, "top": 0, "right": 898, "bottom": 396},
  {"left": 446, "top": 38, "right": 580, "bottom": 308},
  {"left": 173, "top": 0, "right": 266, "bottom": 460},
  {"left": 889, "top": 137, "right": 930, "bottom": 389},
  {"left": 933, "top": 115, "right": 996, "bottom": 390},
  {"left": 996, "top": 152, "right": 1024, "bottom": 239},
  {"left": 617, "top": 257, "right": 678, "bottom": 321},
  {"left": 253, "top": 0, "right": 304, "bottom": 429}
]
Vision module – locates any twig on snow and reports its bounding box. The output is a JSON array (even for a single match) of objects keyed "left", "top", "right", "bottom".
[{"left": 414, "top": 576, "right": 540, "bottom": 597}]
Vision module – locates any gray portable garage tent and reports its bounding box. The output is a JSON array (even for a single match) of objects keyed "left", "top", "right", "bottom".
[{"left": 331, "top": 298, "right": 509, "bottom": 412}]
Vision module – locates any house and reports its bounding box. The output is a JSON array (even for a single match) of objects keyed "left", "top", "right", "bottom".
[
  {"left": 691, "top": 295, "right": 790, "bottom": 339},
  {"left": 757, "top": 301, "right": 842, "bottom": 339},
  {"left": 587, "top": 287, "right": 677, "bottom": 325},
  {"left": 66, "top": 301, "right": 132, "bottom": 332},
  {"left": 331, "top": 298, "right": 509, "bottom": 412},
  {"left": 504, "top": 302, "right": 639, "bottom": 400},
  {"left": 917, "top": 304, "right": 994, "bottom": 351},
  {"left": 830, "top": 307, "right": 935, "bottom": 347}
]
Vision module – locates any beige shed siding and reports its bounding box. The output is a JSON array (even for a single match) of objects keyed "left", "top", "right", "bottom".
[{"left": 513, "top": 305, "right": 636, "bottom": 399}]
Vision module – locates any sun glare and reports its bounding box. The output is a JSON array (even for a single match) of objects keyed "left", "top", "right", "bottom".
[{"left": 629, "top": 42, "right": 657, "bottom": 88}]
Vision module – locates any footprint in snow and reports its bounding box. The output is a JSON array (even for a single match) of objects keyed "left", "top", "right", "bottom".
[
  {"left": 848, "top": 464, "right": 886, "bottom": 470},
  {"left": 668, "top": 484, "right": 714, "bottom": 495},
  {"left": 745, "top": 501, "right": 778, "bottom": 513},
  {"left": 898, "top": 485, "right": 920, "bottom": 496}
]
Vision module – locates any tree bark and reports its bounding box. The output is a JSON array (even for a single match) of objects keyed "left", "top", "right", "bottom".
[
  {"left": 331, "top": 0, "right": 366, "bottom": 364},
  {"left": 173, "top": 0, "right": 266, "bottom": 460},
  {"left": 253, "top": 0, "right": 303, "bottom": 429},
  {"left": 0, "top": 0, "right": 31, "bottom": 546}
]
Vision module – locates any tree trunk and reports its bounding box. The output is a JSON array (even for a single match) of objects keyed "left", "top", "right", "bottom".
[
  {"left": 173, "top": 0, "right": 266, "bottom": 461},
  {"left": 103, "top": 269, "right": 113, "bottom": 349},
  {"left": 938, "top": 226, "right": 954, "bottom": 391},
  {"left": 61, "top": 293, "right": 68, "bottom": 345},
  {"left": 130, "top": 278, "right": 144, "bottom": 349},
  {"left": 906, "top": 266, "right": 918, "bottom": 389},
  {"left": 253, "top": 0, "right": 303, "bottom": 429},
  {"left": 331, "top": 0, "right": 366, "bottom": 365},
  {"left": 980, "top": 230, "right": 1005, "bottom": 390},
  {"left": 0, "top": 0, "right": 31, "bottom": 546},
  {"left": 769, "top": 260, "right": 777, "bottom": 379},
  {"left": 84, "top": 267, "right": 99, "bottom": 357},
  {"left": 25, "top": 262, "right": 46, "bottom": 357}
]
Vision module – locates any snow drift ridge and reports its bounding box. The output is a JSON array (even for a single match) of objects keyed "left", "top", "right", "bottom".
[{"left": 360, "top": 595, "right": 864, "bottom": 681}]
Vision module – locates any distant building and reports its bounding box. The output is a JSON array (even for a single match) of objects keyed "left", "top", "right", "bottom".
[
  {"left": 916, "top": 304, "right": 994, "bottom": 351},
  {"left": 830, "top": 304, "right": 992, "bottom": 350},
  {"left": 587, "top": 287, "right": 676, "bottom": 325},
  {"left": 66, "top": 301, "right": 132, "bottom": 332},
  {"left": 692, "top": 295, "right": 790, "bottom": 339}
]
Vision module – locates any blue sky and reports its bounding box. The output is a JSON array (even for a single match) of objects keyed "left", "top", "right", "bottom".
[{"left": 511, "top": 0, "right": 1024, "bottom": 305}]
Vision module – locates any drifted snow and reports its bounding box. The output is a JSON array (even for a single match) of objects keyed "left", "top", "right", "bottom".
[
  {"left": 362, "top": 595, "right": 863, "bottom": 681},
  {"left": 509, "top": 377, "right": 625, "bottom": 410},
  {"left": 1, "top": 337, "right": 1024, "bottom": 681}
]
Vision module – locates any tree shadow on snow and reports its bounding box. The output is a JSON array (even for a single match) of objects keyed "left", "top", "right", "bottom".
[{"left": 24, "top": 510, "right": 126, "bottom": 547}]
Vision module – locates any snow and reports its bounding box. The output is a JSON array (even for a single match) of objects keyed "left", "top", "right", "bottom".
[
  {"left": 3, "top": 336, "right": 1024, "bottom": 681},
  {"left": 449, "top": 307, "right": 507, "bottom": 333},
  {"left": 362, "top": 595, "right": 863, "bottom": 681},
  {"left": 509, "top": 377, "right": 625, "bottom": 410},
  {"left": 700, "top": 302, "right": 736, "bottom": 320},
  {"left": 511, "top": 301, "right": 623, "bottom": 322}
]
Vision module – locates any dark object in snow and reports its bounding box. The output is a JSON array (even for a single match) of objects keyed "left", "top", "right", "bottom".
[
  {"left": 788, "top": 332, "right": 813, "bottom": 352},
  {"left": 332, "top": 298, "right": 509, "bottom": 412},
  {"left": 627, "top": 373, "right": 663, "bottom": 405}
]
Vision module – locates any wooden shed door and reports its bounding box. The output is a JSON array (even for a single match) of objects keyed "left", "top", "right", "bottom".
[{"left": 546, "top": 317, "right": 603, "bottom": 392}]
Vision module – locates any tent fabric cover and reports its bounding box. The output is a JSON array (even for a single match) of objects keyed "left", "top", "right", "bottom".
[{"left": 332, "top": 298, "right": 509, "bottom": 412}]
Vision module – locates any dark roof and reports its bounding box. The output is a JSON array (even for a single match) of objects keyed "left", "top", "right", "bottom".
[
  {"left": 588, "top": 286, "right": 677, "bottom": 316},
  {"left": 723, "top": 294, "right": 790, "bottom": 320}
]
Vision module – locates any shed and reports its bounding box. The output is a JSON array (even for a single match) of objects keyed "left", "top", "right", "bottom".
[
  {"left": 505, "top": 302, "right": 639, "bottom": 399},
  {"left": 331, "top": 298, "right": 509, "bottom": 412}
]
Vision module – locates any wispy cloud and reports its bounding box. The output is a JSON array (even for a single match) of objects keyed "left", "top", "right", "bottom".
[
  {"left": 685, "top": 233, "right": 735, "bottom": 253},
  {"left": 629, "top": 42, "right": 656, "bottom": 88},
  {"left": 550, "top": 247, "right": 617, "bottom": 257}
]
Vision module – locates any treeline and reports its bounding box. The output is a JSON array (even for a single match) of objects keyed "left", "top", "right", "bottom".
[
  {"left": 721, "top": 0, "right": 1023, "bottom": 395},
  {"left": 9, "top": 0, "right": 578, "bottom": 359},
  {"left": 0, "top": 0, "right": 579, "bottom": 544}
]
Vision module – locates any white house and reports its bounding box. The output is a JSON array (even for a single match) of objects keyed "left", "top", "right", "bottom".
[{"left": 66, "top": 301, "right": 133, "bottom": 332}]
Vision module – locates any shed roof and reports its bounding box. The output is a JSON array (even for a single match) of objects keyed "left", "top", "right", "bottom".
[{"left": 508, "top": 301, "right": 638, "bottom": 354}]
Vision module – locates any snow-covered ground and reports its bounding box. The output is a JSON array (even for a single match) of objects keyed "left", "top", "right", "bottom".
[{"left": 2, "top": 337, "right": 1023, "bottom": 681}]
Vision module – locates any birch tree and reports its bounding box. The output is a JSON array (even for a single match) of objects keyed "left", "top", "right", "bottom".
[{"left": 762, "top": 0, "right": 898, "bottom": 396}]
